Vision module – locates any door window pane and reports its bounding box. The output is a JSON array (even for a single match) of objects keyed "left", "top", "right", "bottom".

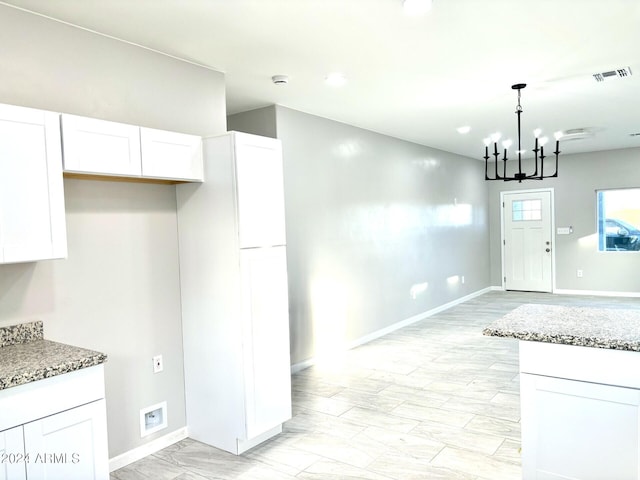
[
  {"left": 512, "top": 199, "right": 542, "bottom": 222},
  {"left": 597, "top": 188, "right": 640, "bottom": 252}
]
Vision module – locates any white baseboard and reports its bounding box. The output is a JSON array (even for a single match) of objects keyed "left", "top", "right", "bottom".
[
  {"left": 554, "top": 288, "right": 640, "bottom": 298},
  {"left": 490, "top": 285, "right": 504, "bottom": 291},
  {"left": 291, "top": 357, "right": 315, "bottom": 374},
  {"left": 109, "top": 426, "right": 188, "bottom": 472},
  {"left": 291, "top": 287, "right": 492, "bottom": 374}
]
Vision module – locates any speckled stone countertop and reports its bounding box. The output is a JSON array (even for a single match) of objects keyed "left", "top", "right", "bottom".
[
  {"left": 0, "top": 321, "right": 107, "bottom": 390},
  {"left": 483, "top": 304, "right": 640, "bottom": 351}
]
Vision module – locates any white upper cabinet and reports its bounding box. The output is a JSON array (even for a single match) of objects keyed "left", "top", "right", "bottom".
[
  {"left": 61, "top": 114, "right": 203, "bottom": 182},
  {"left": 141, "top": 127, "right": 203, "bottom": 181},
  {"left": 235, "top": 134, "right": 286, "bottom": 248},
  {"left": 0, "top": 104, "right": 67, "bottom": 264},
  {"left": 61, "top": 114, "right": 142, "bottom": 176}
]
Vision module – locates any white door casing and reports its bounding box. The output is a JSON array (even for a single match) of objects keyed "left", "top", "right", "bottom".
[{"left": 502, "top": 189, "right": 554, "bottom": 293}]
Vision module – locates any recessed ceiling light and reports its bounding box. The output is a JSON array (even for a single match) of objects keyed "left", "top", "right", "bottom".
[
  {"left": 403, "top": 0, "right": 432, "bottom": 15},
  {"left": 325, "top": 72, "right": 347, "bottom": 87},
  {"left": 456, "top": 126, "right": 471, "bottom": 134}
]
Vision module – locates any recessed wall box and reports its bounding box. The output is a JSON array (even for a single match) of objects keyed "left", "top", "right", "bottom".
[{"left": 140, "top": 401, "right": 167, "bottom": 437}]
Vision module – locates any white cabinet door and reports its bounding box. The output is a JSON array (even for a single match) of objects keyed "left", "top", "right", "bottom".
[
  {"left": 0, "top": 426, "right": 26, "bottom": 480},
  {"left": 61, "top": 114, "right": 142, "bottom": 176},
  {"left": 0, "top": 104, "right": 67, "bottom": 264},
  {"left": 521, "top": 373, "right": 640, "bottom": 480},
  {"left": 235, "top": 134, "right": 286, "bottom": 248},
  {"left": 24, "top": 399, "right": 109, "bottom": 480},
  {"left": 140, "top": 127, "right": 203, "bottom": 181},
  {"left": 240, "top": 246, "right": 292, "bottom": 440}
]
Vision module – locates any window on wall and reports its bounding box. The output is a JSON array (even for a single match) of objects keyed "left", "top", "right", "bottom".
[
  {"left": 597, "top": 188, "right": 640, "bottom": 252},
  {"left": 512, "top": 199, "right": 542, "bottom": 221}
]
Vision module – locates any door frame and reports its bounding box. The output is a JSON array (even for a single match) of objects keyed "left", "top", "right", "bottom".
[{"left": 500, "top": 188, "right": 556, "bottom": 292}]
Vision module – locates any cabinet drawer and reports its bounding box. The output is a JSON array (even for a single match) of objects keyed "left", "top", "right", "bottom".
[{"left": 0, "top": 365, "right": 105, "bottom": 432}]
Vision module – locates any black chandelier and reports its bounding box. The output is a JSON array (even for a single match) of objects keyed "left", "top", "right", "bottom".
[{"left": 484, "top": 83, "right": 561, "bottom": 182}]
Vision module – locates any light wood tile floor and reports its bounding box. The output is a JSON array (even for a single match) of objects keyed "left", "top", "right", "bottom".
[{"left": 111, "top": 290, "right": 640, "bottom": 480}]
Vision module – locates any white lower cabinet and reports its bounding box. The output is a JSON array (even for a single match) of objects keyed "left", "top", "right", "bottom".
[
  {"left": 1, "top": 426, "right": 26, "bottom": 480},
  {"left": 0, "top": 366, "right": 108, "bottom": 480},
  {"left": 23, "top": 400, "right": 108, "bottom": 480},
  {"left": 521, "top": 373, "right": 640, "bottom": 480},
  {"left": 519, "top": 341, "right": 640, "bottom": 480},
  {"left": 240, "top": 246, "right": 291, "bottom": 442}
]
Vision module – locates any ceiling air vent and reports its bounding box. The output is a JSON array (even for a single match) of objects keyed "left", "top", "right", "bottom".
[
  {"left": 561, "top": 128, "right": 594, "bottom": 141},
  {"left": 593, "top": 66, "right": 633, "bottom": 82}
]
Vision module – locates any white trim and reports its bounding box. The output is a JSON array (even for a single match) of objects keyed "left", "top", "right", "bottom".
[
  {"left": 554, "top": 288, "right": 640, "bottom": 298},
  {"left": 109, "top": 426, "right": 188, "bottom": 472},
  {"left": 500, "top": 188, "right": 556, "bottom": 292},
  {"left": 237, "top": 425, "right": 282, "bottom": 454},
  {"left": 291, "top": 357, "right": 316, "bottom": 374},
  {"left": 490, "top": 285, "right": 505, "bottom": 291},
  {"left": 291, "top": 287, "right": 492, "bottom": 374}
]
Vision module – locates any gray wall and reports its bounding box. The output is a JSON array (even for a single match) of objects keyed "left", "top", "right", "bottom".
[
  {"left": 228, "top": 105, "right": 278, "bottom": 139},
  {"left": 230, "top": 106, "right": 491, "bottom": 366},
  {"left": 488, "top": 147, "right": 640, "bottom": 293},
  {"left": 0, "top": 5, "right": 226, "bottom": 458}
]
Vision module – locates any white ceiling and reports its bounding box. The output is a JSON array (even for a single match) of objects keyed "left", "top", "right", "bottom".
[{"left": 4, "top": 0, "right": 640, "bottom": 160}]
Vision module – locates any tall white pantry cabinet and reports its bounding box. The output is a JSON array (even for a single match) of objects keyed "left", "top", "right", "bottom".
[{"left": 176, "top": 131, "right": 291, "bottom": 455}]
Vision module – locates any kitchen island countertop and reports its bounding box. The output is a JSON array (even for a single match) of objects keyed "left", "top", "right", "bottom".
[
  {"left": 0, "top": 321, "right": 107, "bottom": 390},
  {"left": 482, "top": 303, "right": 640, "bottom": 351}
]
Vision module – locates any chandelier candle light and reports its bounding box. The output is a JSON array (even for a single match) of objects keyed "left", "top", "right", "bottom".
[{"left": 484, "top": 83, "right": 562, "bottom": 182}]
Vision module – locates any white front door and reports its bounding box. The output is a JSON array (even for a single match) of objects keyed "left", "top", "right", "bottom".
[{"left": 502, "top": 190, "right": 553, "bottom": 292}]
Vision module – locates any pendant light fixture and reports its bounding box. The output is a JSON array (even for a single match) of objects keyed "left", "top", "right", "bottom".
[{"left": 484, "top": 83, "right": 562, "bottom": 182}]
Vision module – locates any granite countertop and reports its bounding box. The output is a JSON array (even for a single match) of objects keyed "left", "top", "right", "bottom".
[
  {"left": 0, "top": 321, "right": 107, "bottom": 390},
  {"left": 483, "top": 303, "right": 640, "bottom": 351}
]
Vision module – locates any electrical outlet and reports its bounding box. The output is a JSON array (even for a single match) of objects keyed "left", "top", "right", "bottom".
[
  {"left": 153, "top": 355, "right": 163, "bottom": 373},
  {"left": 577, "top": 269, "right": 583, "bottom": 278}
]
